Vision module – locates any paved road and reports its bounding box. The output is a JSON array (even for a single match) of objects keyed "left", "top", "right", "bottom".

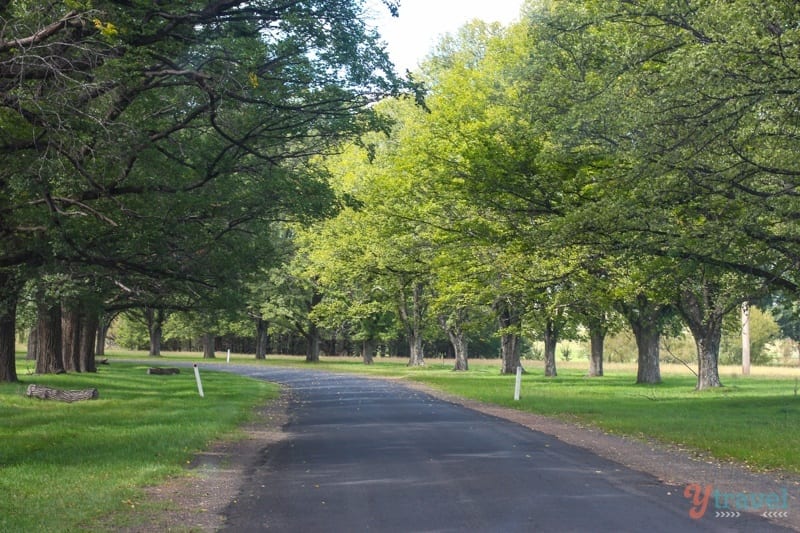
[{"left": 213, "top": 366, "right": 790, "bottom": 532}]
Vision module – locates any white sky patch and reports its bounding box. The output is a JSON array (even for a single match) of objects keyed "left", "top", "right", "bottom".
[{"left": 366, "top": 0, "right": 525, "bottom": 74}]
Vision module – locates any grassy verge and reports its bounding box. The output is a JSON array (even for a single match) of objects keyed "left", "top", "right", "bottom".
[
  {"left": 105, "top": 351, "right": 800, "bottom": 475},
  {"left": 1, "top": 357, "right": 277, "bottom": 532}
]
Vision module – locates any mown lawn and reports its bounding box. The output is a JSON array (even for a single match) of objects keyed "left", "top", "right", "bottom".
[{"left": 0, "top": 357, "right": 277, "bottom": 532}]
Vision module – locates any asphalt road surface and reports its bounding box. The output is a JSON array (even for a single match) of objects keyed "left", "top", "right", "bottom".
[{"left": 216, "top": 366, "right": 792, "bottom": 533}]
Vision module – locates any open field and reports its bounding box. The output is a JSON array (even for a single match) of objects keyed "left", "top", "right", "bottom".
[{"left": 1, "top": 357, "right": 277, "bottom": 532}]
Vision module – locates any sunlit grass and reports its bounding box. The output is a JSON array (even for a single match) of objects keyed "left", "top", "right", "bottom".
[{"left": 0, "top": 358, "right": 277, "bottom": 532}]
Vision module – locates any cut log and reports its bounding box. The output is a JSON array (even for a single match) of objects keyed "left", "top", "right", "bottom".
[
  {"left": 25, "top": 384, "right": 99, "bottom": 402},
  {"left": 147, "top": 367, "right": 180, "bottom": 375}
]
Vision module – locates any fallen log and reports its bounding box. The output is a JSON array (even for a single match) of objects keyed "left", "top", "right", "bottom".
[
  {"left": 147, "top": 367, "right": 181, "bottom": 375},
  {"left": 25, "top": 384, "right": 99, "bottom": 403}
]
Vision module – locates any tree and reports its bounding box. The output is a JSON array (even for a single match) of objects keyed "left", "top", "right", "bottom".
[
  {"left": 0, "top": 271, "right": 22, "bottom": 382},
  {"left": 0, "top": 0, "right": 403, "bottom": 380},
  {"left": 536, "top": 0, "right": 800, "bottom": 294}
]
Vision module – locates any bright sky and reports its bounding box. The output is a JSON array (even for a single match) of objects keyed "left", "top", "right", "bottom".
[{"left": 367, "top": 0, "right": 525, "bottom": 74}]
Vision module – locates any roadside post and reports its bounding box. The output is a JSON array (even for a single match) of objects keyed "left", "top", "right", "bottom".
[
  {"left": 514, "top": 366, "right": 522, "bottom": 401},
  {"left": 193, "top": 364, "right": 205, "bottom": 398}
]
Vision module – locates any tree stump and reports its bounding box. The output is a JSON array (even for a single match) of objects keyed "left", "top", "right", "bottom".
[
  {"left": 147, "top": 367, "right": 180, "bottom": 375},
  {"left": 25, "top": 384, "right": 99, "bottom": 402}
]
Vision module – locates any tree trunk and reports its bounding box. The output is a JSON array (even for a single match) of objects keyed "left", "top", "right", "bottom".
[
  {"left": 500, "top": 332, "right": 521, "bottom": 374},
  {"left": 202, "top": 333, "right": 216, "bottom": 359},
  {"left": 399, "top": 282, "right": 426, "bottom": 367},
  {"left": 147, "top": 367, "right": 180, "bottom": 375},
  {"left": 439, "top": 314, "right": 468, "bottom": 371},
  {"left": 694, "top": 327, "right": 723, "bottom": 390},
  {"left": 26, "top": 384, "right": 98, "bottom": 402},
  {"left": 0, "top": 293, "right": 18, "bottom": 382},
  {"left": 146, "top": 308, "right": 164, "bottom": 356},
  {"left": 406, "top": 330, "right": 424, "bottom": 366},
  {"left": 26, "top": 327, "right": 37, "bottom": 360},
  {"left": 304, "top": 289, "right": 323, "bottom": 363},
  {"left": 588, "top": 327, "right": 605, "bottom": 377},
  {"left": 79, "top": 310, "right": 98, "bottom": 373},
  {"left": 450, "top": 331, "right": 468, "bottom": 371},
  {"left": 678, "top": 285, "right": 725, "bottom": 390},
  {"left": 95, "top": 313, "right": 114, "bottom": 356},
  {"left": 630, "top": 320, "right": 661, "bottom": 384},
  {"left": 35, "top": 302, "right": 65, "bottom": 375},
  {"left": 620, "top": 294, "right": 665, "bottom": 385},
  {"left": 362, "top": 338, "right": 376, "bottom": 365},
  {"left": 95, "top": 323, "right": 106, "bottom": 356},
  {"left": 497, "top": 300, "right": 522, "bottom": 375},
  {"left": 305, "top": 322, "right": 321, "bottom": 362},
  {"left": 255, "top": 316, "right": 268, "bottom": 360},
  {"left": 543, "top": 318, "right": 558, "bottom": 377},
  {"left": 61, "top": 305, "right": 81, "bottom": 372}
]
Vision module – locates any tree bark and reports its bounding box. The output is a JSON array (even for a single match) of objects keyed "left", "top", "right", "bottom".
[
  {"left": 146, "top": 307, "right": 164, "bottom": 356},
  {"left": 95, "top": 312, "right": 114, "bottom": 356},
  {"left": 0, "top": 274, "right": 21, "bottom": 382},
  {"left": 693, "top": 328, "right": 723, "bottom": 390},
  {"left": 620, "top": 294, "right": 665, "bottom": 384},
  {"left": 255, "top": 316, "right": 268, "bottom": 360},
  {"left": 147, "top": 367, "right": 180, "bottom": 375},
  {"left": 677, "top": 284, "right": 725, "bottom": 390},
  {"left": 304, "top": 290, "right": 323, "bottom": 363},
  {"left": 61, "top": 305, "right": 81, "bottom": 372},
  {"left": 406, "top": 329, "right": 424, "bottom": 366},
  {"left": 362, "top": 338, "right": 376, "bottom": 365},
  {"left": 543, "top": 317, "right": 558, "bottom": 377},
  {"left": 438, "top": 314, "right": 468, "bottom": 371},
  {"left": 399, "top": 282, "right": 425, "bottom": 367},
  {"left": 630, "top": 320, "right": 661, "bottom": 384},
  {"left": 26, "top": 327, "right": 37, "bottom": 360},
  {"left": 202, "top": 333, "right": 216, "bottom": 359},
  {"left": 95, "top": 322, "right": 107, "bottom": 357},
  {"left": 497, "top": 299, "right": 522, "bottom": 375},
  {"left": 450, "top": 331, "right": 469, "bottom": 371},
  {"left": 26, "top": 384, "right": 98, "bottom": 402},
  {"left": 588, "top": 327, "right": 605, "bottom": 377},
  {"left": 79, "top": 310, "right": 98, "bottom": 373},
  {"left": 34, "top": 301, "right": 65, "bottom": 375},
  {"left": 305, "top": 322, "right": 321, "bottom": 362}
]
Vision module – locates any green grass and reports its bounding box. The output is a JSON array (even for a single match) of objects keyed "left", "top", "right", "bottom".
[{"left": 1, "top": 357, "right": 277, "bottom": 532}]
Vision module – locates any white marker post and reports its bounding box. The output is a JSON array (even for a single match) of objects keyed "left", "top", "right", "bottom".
[
  {"left": 193, "top": 364, "right": 205, "bottom": 398},
  {"left": 226, "top": 348, "right": 231, "bottom": 364},
  {"left": 514, "top": 366, "right": 522, "bottom": 401}
]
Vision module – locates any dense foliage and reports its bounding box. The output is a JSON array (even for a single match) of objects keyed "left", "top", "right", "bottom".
[{"left": 4, "top": 1, "right": 800, "bottom": 391}]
